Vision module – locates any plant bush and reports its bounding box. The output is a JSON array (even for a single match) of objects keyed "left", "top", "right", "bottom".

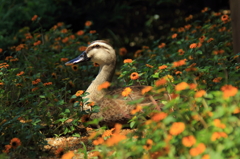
[
  {"left": 0, "top": 18, "right": 100, "bottom": 157},
  {"left": 87, "top": 8, "right": 240, "bottom": 159}
]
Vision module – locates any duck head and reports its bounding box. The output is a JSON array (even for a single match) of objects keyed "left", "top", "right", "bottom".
[{"left": 65, "top": 40, "right": 116, "bottom": 66}]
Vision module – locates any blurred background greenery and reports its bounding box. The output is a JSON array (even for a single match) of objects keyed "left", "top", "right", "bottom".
[{"left": 0, "top": 0, "right": 229, "bottom": 53}]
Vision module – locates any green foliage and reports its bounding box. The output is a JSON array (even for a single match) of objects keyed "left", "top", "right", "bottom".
[
  {"left": 0, "top": 0, "right": 57, "bottom": 48},
  {"left": 88, "top": 8, "right": 240, "bottom": 159},
  {"left": 0, "top": 4, "right": 239, "bottom": 159},
  {"left": 0, "top": 20, "right": 99, "bottom": 157}
]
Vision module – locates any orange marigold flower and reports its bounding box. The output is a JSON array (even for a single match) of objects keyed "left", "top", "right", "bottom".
[
  {"left": 31, "top": 15, "right": 38, "bottom": 21},
  {"left": 71, "top": 65, "right": 78, "bottom": 71},
  {"left": 169, "top": 122, "right": 185, "bottom": 135},
  {"left": 33, "top": 40, "right": 41, "bottom": 46},
  {"left": 178, "top": 27, "right": 185, "bottom": 32},
  {"left": 123, "top": 59, "right": 133, "bottom": 63},
  {"left": 89, "top": 30, "right": 96, "bottom": 34},
  {"left": 207, "top": 38, "right": 214, "bottom": 43},
  {"left": 201, "top": 7, "right": 208, "bottom": 13},
  {"left": 199, "top": 36, "right": 205, "bottom": 43},
  {"left": 61, "top": 58, "right": 69, "bottom": 62},
  {"left": 158, "top": 43, "right": 166, "bottom": 48},
  {"left": 155, "top": 78, "right": 167, "bottom": 86},
  {"left": 184, "top": 24, "right": 191, "bottom": 30},
  {"left": 25, "top": 33, "right": 33, "bottom": 39},
  {"left": 188, "top": 83, "right": 197, "bottom": 90},
  {"left": 62, "top": 37, "right": 69, "bottom": 43},
  {"left": 151, "top": 112, "right": 167, "bottom": 122},
  {"left": 32, "top": 79, "right": 41, "bottom": 85},
  {"left": 98, "top": 81, "right": 111, "bottom": 90},
  {"left": 55, "top": 148, "right": 64, "bottom": 158},
  {"left": 175, "top": 71, "right": 182, "bottom": 75},
  {"left": 52, "top": 72, "right": 57, "bottom": 79},
  {"left": 81, "top": 115, "right": 90, "bottom": 123},
  {"left": 5, "top": 56, "right": 13, "bottom": 60},
  {"left": 182, "top": 135, "right": 196, "bottom": 147},
  {"left": 221, "top": 85, "right": 238, "bottom": 98},
  {"left": 87, "top": 102, "right": 95, "bottom": 107},
  {"left": 219, "top": 50, "right": 225, "bottom": 54},
  {"left": 93, "top": 137, "right": 104, "bottom": 146},
  {"left": 122, "top": 87, "right": 132, "bottom": 97},
  {"left": 130, "top": 72, "right": 139, "bottom": 80},
  {"left": 10, "top": 58, "right": 19, "bottom": 62},
  {"left": 189, "top": 55, "right": 193, "bottom": 60},
  {"left": 202, "top": 154, "right": 210, "bottom": 159},
  {"left": 175, "top": 82, "right": 188, "bottom": 91},
  {"left": 189, "top": 143, "right": 206, "bottom": 156},
  {"left": 69, "top": 35, "right": 75, "bottom": 39},
  {"left": 195, "top": 90, "right": 206, "bottom": 98},
  {"left": 221, "top": 14, "right": 229, "bottom": 22},
  {"left": 185, "top": 14, "right": 193, "bottom": 21},
  {"left": 119, "top": 47, "right": 127, "bottom": 56},
  {"left": 131, "top": 105, "right": 142, "bottom": 115},
  {"left": 0, "top": 48, "right": 3, "bottom": 53},
  {"left": 61, "top": 151, "right": 74, "bottom": 159},
  {"left": 102, "top": 129, "right": 114, "bottom": 138},
  {"left": 78, "top": 46, "right": 87, "bottom": 52},
  {"left": 189, "top": 43, "right": 197, "bottom": 49},
  {"left": 43, "top": 82, "right": 52, "bottom": 86},
  {"left": 213, "top": 77, "right": 222, "bottom": 83},
  {"left": 75, "top": 90, "right": 84, "bottom": 97},
  {"left": 178, "top": 49, "right": 185, "bottom": 55},
  {"left": 32, "top": 87, "right": 39, "bottom": 92},
  {"left": 146, "top": 64, "right": 153, "bottom": 68},
  {"left": 197, "top": 42, "right": 202, "bottom": 48},
  {"left": 2, "top": 145, "right": 11, "bottom": 154},
  {"left": 57, "top": 22, "right": 64, "bottom": 27},
  {"left": 61, "top": 29, "right": 68, "bottom": 33},
  {"left": 141, "top": 86, "right": 152, "bottom": 95},
  {"left": 134, "top": 50, "right": 142, "bottom": 57},
  {"left": 211, "top": 132, "right": 228, "bottom": 141},
  {"left": 105, "top": 133, "right": 126, "bottom": 146},
  {"left": 76, "top": 30, "right": 84, "bottom": 36},
  {"left": 159, "top": 65, "right": 167, "bottom": 70},
  {"left": 143, "top": 139, "right": 153, "bottom": 150},
  {"left": 16, "top": 71, "right": 24, "bottom": 76},
  {"left": 233, "top": 107, "right": 240, "bottom": 114},
  {"left": 213, "top": 119, "right": 226, "bottom": 129},
  {"left": 113, "top": 123, "right": 122, "bottom": 134},
  {"left": 172, "top": 33, "right": 177, "bottom": 39},
  {"left": 173, "top": 59, "right": 186, "bottom": 67},
  {"left": 10, "top": 138, "right": 21, "bottom": 149},
  {"left": 219, "top": 27, "right": 226, "bottom": 32},
  {"left": 185, "top": 67, "right": 197, "bottom": 72},
  {"left": 85, "top": 21, "right": 92, "bottom": 26}
]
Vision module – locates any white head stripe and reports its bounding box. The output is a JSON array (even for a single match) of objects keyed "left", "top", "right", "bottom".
[{"left": 89, "top": 41, "right": 109, "bottom": 48}]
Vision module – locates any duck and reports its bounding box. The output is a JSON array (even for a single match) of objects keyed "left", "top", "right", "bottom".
[{"left": 65, "top": 40, "right": 163, "bottom": 127}]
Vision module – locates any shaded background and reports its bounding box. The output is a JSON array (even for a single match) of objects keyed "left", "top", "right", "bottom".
[{"left": 0, "top": 0, "right": 229, "bottom": 51}]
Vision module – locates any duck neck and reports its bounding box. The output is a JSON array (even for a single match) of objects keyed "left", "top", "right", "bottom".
[{"left": 84, "top": 62, "right": 116, "bottom": 103}]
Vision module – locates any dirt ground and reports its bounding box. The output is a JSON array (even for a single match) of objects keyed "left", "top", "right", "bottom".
[{"left": 38, "top": 128, "right": 134, "bottom": 159}]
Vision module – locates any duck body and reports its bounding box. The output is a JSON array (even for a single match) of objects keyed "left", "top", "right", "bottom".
[{"left": 65, "top": 40, "right": 154, "bottom": 127}]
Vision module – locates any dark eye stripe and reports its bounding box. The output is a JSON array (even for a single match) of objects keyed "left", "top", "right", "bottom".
[{"left": 86, "top": 44, "right": 109, "bottom": 53}]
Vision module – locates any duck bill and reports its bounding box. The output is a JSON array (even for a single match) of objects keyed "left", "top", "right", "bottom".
[{"left": 65, "top": 51, "right": 90, "bottom": 65}]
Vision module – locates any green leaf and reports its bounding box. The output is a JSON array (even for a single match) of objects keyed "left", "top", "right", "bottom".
[
  {"left": 72, "top": 133, "right": 80, "bottom": 137},
  {"left": 130, "top": 121, "right": 136, "bottom": 128},
  {"left": 39, "top": 95, "right": 45, "bottom": 98},
  {"left": 152, "top": 72, "right": 160, "bottom": 78}
]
